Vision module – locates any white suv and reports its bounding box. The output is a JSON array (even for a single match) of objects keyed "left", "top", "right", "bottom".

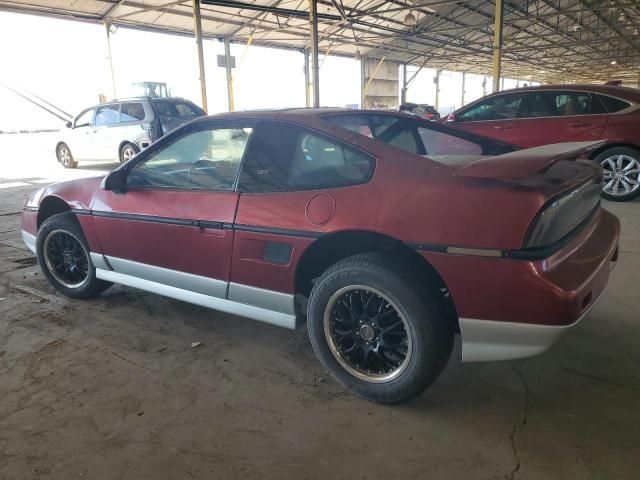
[{"left": 56, "top": 97, "right": 205, "bottom": 168}]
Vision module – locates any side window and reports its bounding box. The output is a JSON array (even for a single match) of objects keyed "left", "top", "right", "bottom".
[
  {"left": 457, "top": 93, "right": 525, "bottom": 122},
  {"left": 525, "top": 91, "right": 599, "bottom": 117},
  {"left": 127, "top": 126, "right": 253, "bottom": 190},
  {"left": 598, "top": 95, "right": 631, "bottom": 113},
  {"left": 238, "top": 122, "right": 375, "bottom": 192},
  {"left": 325, "top": 113, "right": 488, "bottom": 156},
  {"left": 94, "top": 105, "right": 120, "bottom": 126},
  {"left": 74, "top": 109, "right": 94, "bottom": 128},
  {"left": 120, "top": 103, "right": 146, "bottom": 123},
  {"left": 418, "top": 127, "right": 482, "bottom": 155}
]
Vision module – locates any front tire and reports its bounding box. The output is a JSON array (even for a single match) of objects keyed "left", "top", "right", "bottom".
[
  {"left": 36, "top": 212, "right": 112, "bottom": 299},
  {"left": 594, "top": 147, "right": 640, "bottom": 202},
  {"left": 57, "top": 143, "right": 77, "bottom": 169},
  {"left": 119, "top": 142, "right": 139, "bottom": 164},
  {"left": 307, "top": 253, "right": 453, "bottom": 404}
]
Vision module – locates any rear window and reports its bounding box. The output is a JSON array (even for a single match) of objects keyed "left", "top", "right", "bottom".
[
  {"left": 325, "top": 113, "right": 509, "bottom": 156},
  {"left": 598, "top": 95, "right": 631, "bottom": 113},
  {"left": 153, "top": 101, "right": 204, "bottom": 118}
]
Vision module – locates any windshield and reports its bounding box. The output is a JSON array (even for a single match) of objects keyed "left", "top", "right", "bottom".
[{"left": 324, "top": 113, "right": 515, "bottom": 157}]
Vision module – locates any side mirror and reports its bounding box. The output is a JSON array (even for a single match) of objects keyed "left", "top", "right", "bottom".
[
  {"left": 101, "top": 169, "right": 128, "bottom": 193},
  {"left": 446, "top": 113, "right": 456, "bottom": 122},
  {"left": 65, "top": 121, "right": 72, "bottom": 128}
]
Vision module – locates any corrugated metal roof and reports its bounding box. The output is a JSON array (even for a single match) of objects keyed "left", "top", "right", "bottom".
[{"left": 1, "top": 0, "right": 639, "bottom": 84}]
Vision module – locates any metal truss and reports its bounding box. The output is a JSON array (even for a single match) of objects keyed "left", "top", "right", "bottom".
[{"left": 0, "top": 0, "right": 638, "bottom": 83}]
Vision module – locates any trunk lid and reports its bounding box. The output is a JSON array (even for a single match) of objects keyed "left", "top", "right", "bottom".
[{"left": 452, "top": 141, "right": 605, "bottom": 180}]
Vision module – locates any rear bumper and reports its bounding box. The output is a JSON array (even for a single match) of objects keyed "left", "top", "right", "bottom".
[
  {"left": 422, "top": 208, "right": 620, "bottom": 361},
  {"left": 459, "top": 289, "right": 603, "bottom": 361}
]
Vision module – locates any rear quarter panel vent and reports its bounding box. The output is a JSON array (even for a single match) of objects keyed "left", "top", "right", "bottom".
[{"left": 263, "top": 241, "right": 293, "bottom": 265}]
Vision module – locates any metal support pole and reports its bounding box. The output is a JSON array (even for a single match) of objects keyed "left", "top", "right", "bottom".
[
  {"left": 461, "top": 71, "right": 466, "bottom": 106},
  {"left": 360, "top": 57, "right": 366, "bottom": 109},
  {"left": 224, "top": 37, "right": 234, "bottom": 111},
  {"left": 105, "top": 24, "right": 117, "bottom": 99},
  {"left": 401, "top": 63, "right": 408, "bottom": 104},
  {"left": 304, "top": 48, "right": 311, "bottom": 107},
  {"left": 492, "top": 0, "right": 504, "bottom": 93},
  {"left": 434, "top": 70, "right": 440, "bottom": 111},
  {"left": 308, "top": 0, "right": 320, "bottom": 108},
  {"left": 192, "top": 0, "right": 208, "bottom": 112},
  {"left": 482, "top": 76, "right": 487, "bottom": 96}
]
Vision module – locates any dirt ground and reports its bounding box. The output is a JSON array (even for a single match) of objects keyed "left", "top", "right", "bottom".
[{"left": 0, "top": 133, "right": 639, "bottom": 479}]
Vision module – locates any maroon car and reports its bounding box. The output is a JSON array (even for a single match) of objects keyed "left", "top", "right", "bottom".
[
  {"left": 444, "top": 85, "right": 640, "bottom": 201},
  {"left": 21, "top": 109, "right": 619, "bottom": 403}
]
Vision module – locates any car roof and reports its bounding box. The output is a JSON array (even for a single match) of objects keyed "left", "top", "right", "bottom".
[
  {"left": 188, "top": 107, "right": 416, "bottom": 124},
  {"left": 487, "top": 84, "right": 640, "bottom": 103}
]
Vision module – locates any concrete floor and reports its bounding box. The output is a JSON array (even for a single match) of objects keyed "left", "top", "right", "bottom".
[{"left": 0, "top": 133, "right": 638, "bottom": 479}]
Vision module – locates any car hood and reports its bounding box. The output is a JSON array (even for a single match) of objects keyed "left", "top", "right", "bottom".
[{"left": 451, "top": 141, "right": 605, "bottom": 180}]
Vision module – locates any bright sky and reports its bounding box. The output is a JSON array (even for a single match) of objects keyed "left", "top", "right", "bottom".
[{"left": 0, "top": 11, "right": 530, "bottom": 131}]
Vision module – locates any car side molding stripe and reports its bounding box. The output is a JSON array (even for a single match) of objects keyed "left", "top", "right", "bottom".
[
  {"left": 87, "top": 210, "right": 225, "bottom": 229},
  {"left": 77, "top": 209, "right": 566, "bottom": 261},
  {"left": 72, "top": 209, "right": 92, "bottom": 216},
  {"left": 233, "top": 224, "right": 323, "bottom": 239}
]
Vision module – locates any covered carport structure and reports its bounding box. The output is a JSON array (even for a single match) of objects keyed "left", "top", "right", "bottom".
[{"left": 0, "top": 0, "right": 639, "bottom": 109}]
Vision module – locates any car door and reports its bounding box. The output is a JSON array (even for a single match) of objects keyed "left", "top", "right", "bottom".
[
  {"left": 92, "top": 104, "right": 123, "bottom": 160},
  {"left": 230, "top": 120, "right": 375, "bottom": 317},
  {"left": 447, "top": 92, "right": 527, "bottom": 144},
  {"left": 515, "top": 90, "right": 609, "bottom": 148},
  {"left": 67, "top": 108, "right": 96, "bottom": 160},
  {"left": 91, "top": 121, "right": 255, "bottom": 297}
]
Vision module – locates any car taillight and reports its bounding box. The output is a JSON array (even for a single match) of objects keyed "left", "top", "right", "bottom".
[
  {"left": 423, "top": 112, "right": 433, "bottom": 120},
  {"left": 523, "top": 179, "right": 601, "bottom": 248}
]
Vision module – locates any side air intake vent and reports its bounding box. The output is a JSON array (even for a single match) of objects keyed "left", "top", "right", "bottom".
[{"left": 263, "top": 242, "right": 293, "bottom": 265}]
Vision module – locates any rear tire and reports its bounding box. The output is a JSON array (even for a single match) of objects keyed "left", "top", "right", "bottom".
[
  {"left": 57, "top": 143, "right": 77, "bottom": 169},
  {"left": 307, "top": 252, "right": 453, "bottom": 404},
  {"left": 594, "top": 147, "right": 640, "bottom": 202},
  {"left": 36, "top": 212, "right": 112, "bottom": 299},
  {"left": 119, "top": 142, "right": 139, "bottom": 164}
]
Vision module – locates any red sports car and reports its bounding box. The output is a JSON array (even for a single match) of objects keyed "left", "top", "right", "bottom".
[
  {"left": 21, "top": 109, "right": 619, "bottom": 403},
  {"left": 443, "top": 85, "right": 640, "bottom": 201}
]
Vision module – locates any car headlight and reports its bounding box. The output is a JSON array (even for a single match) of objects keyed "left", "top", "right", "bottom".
[{"left": 524, "top": 179, "right": 601, "bottom": 249}]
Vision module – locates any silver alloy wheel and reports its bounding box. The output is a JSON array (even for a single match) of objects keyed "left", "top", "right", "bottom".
[
  {"left": 43, "top": 229, "right": 90, "bottom": 289},
  {"left": 58, "top": 145, "right": 71, "bottom": 166},
  {"left": 600, "top": 154, "right": 640, "bottom": 197},
  {"left": 323, "top": 285, "right": 413, "bottom": 383},
  {"left": 121, "top": 145, "right": 136, "bottom": 163}
]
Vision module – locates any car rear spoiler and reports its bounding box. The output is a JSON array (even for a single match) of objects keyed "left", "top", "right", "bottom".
[{"left": 454, "top": 141, "right": 606, "bottom": 180}]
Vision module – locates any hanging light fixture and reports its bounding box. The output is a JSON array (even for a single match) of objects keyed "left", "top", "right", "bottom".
[{"left": 403, "top": 11, "right": 417, "bottom": 26}]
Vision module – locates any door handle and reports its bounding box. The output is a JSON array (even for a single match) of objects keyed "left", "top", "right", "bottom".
[
  {"left": 493, "top": 124, "right": 514, "bottom": 130},
  {"left": 568, "top": 122, "right": 591, "bottom": 128}
]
